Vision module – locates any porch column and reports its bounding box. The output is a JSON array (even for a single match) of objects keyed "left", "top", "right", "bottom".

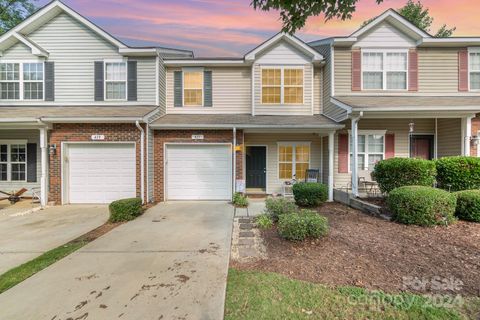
[
  {"left": 328, "top": 132, "right": 334, "bottom": 202},
  {"left": 351, "top": 115, "right": 361, "bottom": 197},
  {"left": 462, "top": 116, "right": 474, "bottom": 156},
  {"left": 39, "top": 127, "right": 48, "bottom": 207}
]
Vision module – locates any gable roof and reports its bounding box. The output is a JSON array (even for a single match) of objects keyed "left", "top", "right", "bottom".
[{"left": 0, "top": 0, "right": 193, "bottom": 57}]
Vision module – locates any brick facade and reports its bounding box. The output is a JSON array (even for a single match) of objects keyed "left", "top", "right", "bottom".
[
  {"left": 48, "top": 123, "right": 146, "bottom": 204},
  {"left": 153, "top": 129, "right": 244, "bottom": 202}
]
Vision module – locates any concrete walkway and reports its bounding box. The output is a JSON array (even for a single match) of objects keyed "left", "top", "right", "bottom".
[
  {"left": 0, "top": 201, "right": 234, "bottom": 320},
  {"left": 0, "top": 205, "right": 108, "bottom": 274}
]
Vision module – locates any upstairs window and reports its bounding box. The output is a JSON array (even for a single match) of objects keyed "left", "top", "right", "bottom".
[
  {"left": 0, "top": 62, "right": 43, "bottom": 100},
  {"left": 105, "top": 62, "right": 127, "bottom": 100},
  {"left": 362, "top": 51, "right": 407, "bottom": 90},
  {"left": 469, "top": 52, "right": 480, "bottom": 90},
  {"left": 261, "top": 67, "right": 303, "bottom": 104},
  {"left": 183, "top": 70, "right": 203, "bottom": 106}
]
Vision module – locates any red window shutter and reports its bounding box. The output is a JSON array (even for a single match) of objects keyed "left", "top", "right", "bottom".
[
  {"left": 459, "top": 49, "right": 469, "bottom": 92},
  {"left": 408, "top": 49, "right": 418, "bottom": 91},
  {"left": 385, "top": 134, "right": 395, "bottom": 159},
  {"left": 351, "top": 50, "right": 361, "bottom": 91},
  {"left": 338, "top": 134, "right": 349, "bottom": 173}
]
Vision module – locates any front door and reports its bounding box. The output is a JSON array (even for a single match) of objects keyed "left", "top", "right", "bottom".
[
  {"left": 246, "top": 146, "right": 266, "bottom": 189},
  {"left": 410, "top": 135, "right": 434, "bottom": 160}
]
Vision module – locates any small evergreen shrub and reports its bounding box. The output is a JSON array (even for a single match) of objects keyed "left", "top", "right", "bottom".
[
  {"left": 255, "top": 214, "right": 273, "bottom": 230},
  {"left": 109, "top": 198, "right": 143, "bottom": 222},
  {"left": 264, "top": 197, "right": 298, "bottom": 222},
  {"left": 455, "top": 190, "right": 480, "bottom": 222},
  {"left": 436, "top": 156, "right": 480, "bottom": 191},
  {"left": 277, "top": 210, "right": 328, "bottom": 241},
  {"left": 372, "top": 158, "right": 436, "bottom": 194},
  {"left": 387, "top": 186, "right": 456, "bottom": 226},
  {"left": 232, "top": 192, "right": 249, "bottom": 207},
  {"left": 292, "top": 182, "right": 328, "bottom": 207}
]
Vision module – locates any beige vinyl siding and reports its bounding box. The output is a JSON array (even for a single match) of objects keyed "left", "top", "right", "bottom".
[
  {"left": 437, "top": 118, "right": 462, "bottom": 157},
  {"left": 334, "top": 118, "right": 435, "bottom": 188},
  {"left": 136, "top": 57, "right": 156, "bottom": 104},
  {"left": 254, "top": 64, "right": 313, "bottom": 115},
  {"left": 313, "top": 66, "right": 322, "bottom": 114},
  {"left": 333, "top": 47, "right": 352, "bottom": 95},
  {"left": 418, "top": 48, "right": 459, "bottom": 93},
  {"left": 2, "top": 42, "right": 38, "bottom": 60},
  {"left": 256, "top": 41, "right": 310, "bottom": 64},
  {"left": 166, "top": 66, "right": 251, "bottom": 114},
  {"left": 0, "top": 130, "right": 40, "bottom": 196},
  {"left": 244, "top": 133, "right": 322, "bottom": 194},
  {"left": 354, "top": 21, "right": 416, "bottom": 48}
]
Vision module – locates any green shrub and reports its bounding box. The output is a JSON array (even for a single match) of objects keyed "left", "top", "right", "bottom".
[
  {"left": 232, "top": 192, "right": 249, "bottom": 207},
  {"left": 372, "top": 158, "right": 436, "bottom": 194},
  {"left": 264, "top": 197, "right": 298, "bottom": 222},
  {"left": 255, "top": 214, "right": 273, "bottom": 230},
  {"left": 454, "top": 190, "right": 480, "bottom": 222},
  {"left": 109, "top": 198, "right": 143, "bottom": 222},
  {"left": 387, "top": 186, "right": 456, "bottom": 226},
  {"left": 436, "top": 156, "right": 480, "bottom": 192},
  {"left": 277, "top": 210, "right": 329, "bottom": 241},
  {"left": 292, "top": 182, "right": 328, "bottom": 207}
]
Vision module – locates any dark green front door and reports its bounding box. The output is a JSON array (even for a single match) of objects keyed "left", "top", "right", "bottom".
[{"left": 246, "top": 146, "right": 266, "bottom": 189}]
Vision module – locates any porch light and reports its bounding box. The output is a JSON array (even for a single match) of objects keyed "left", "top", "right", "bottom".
[
  {"left": 409, "top": 122, "right": 415, "bottom": 133},
  {"left": 471, "top": 136, "right": 480, "bottom": 146},
  {"left": 49, "top": 144, "right": 57, "bottom": 155}
]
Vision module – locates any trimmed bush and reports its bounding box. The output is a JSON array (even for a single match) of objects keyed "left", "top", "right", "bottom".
[
  {"left": 292, "top": 182, "right": 328, "bottom": 207},
  {"left": 436, "top": 156, "right": 480, "bottom": 192},
  {"left": 232, "top": 192, "right": 249, "bottom": 207},
  {"left": 455, "top": 190, "right": 480, "bottom": 222},
  {"left": 372, "top": 158, "right": 436, "bottom": 194},
  {"left": 277, "top": 210, "right": 328, "bottom": 241},
  {"left": 387, "top": 186, "right": 456, "bottom": 226},
  {"left": 109, "top": 198, "right": 143, "bottom": 222},
  {"left": 255, "top": 214, "right": 274, "bottom": 230},
  {"left": 264, "top": 197, "right": 298, "bottom": 222}
]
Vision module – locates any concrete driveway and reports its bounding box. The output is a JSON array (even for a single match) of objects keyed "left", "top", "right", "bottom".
[
  {"left": 0, "top": 201, "right": 234, "bottom": 320},
  {"left": 0, "top": 205, "right": 108, "bottom": 274}
]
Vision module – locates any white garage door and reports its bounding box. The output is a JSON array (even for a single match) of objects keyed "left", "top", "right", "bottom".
[
  {"left": 67, "top": 143, "right": 136, "bottom": 204},
  {"left": 166, "top": 144, "right": 232, "bottom": 200}
]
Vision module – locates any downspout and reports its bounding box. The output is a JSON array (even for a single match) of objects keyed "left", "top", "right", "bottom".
[
  {"left": 136, "top": 121, "right": 145, "bottom": 204},
  {"left": 146, "top": 123, "right": 150, "bottom": 203},
  {"left": 232, "top": 127, "right": 237, "bottom": 196}
]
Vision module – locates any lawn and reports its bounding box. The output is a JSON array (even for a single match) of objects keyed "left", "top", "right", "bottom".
[{"left": 225, "top": 269, "right": 480, "bottom": 320}]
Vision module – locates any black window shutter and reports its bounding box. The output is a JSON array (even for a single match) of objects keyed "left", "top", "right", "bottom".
[
  {"left": 204, "top": 70, "right": 212, "bottom": 107},
  {"left": 44, "top": 62, "right": 54, "bottom": 101},
  {"left": 94, "top": 61, "right": 104, "bottom": 101},
  {"left": 174, "top": 71, "right": 183, "bottom": 107},
  {"left": 26, "top": 143, "right": 37, "bottom": 183},
  {"left": 127, "top": 60, "right": 137, "bottom": 101}
]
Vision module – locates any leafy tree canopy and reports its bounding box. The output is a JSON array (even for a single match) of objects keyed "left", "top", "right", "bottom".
[{"left": 0, "top": 0, "right": 37, "bottom": 35}]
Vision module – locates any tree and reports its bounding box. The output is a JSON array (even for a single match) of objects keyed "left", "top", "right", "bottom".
[
  {"left": 251, "top": 0, "right": 384, "bottom": 34},
  {"left": 362, "top": 0, "right": 456, "bottom": 37},
  {"left": 0, "top": 0, "right": 37, "bottom": 35}
]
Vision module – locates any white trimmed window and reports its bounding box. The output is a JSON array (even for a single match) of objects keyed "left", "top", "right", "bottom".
[
  {"left": 262, "top": 67, "right": 303, "bottom": 104},
  {"left": 0, "top": 142, "right": 27, "bottom": 182},
  {"left": 183, "top": 70, "right": 203, "bottom": 106},
  {"left": 469, "top": 52, "right": 480, "bottom": 90},
  {"left": 362, "top": 51, "right": 407, "bottom": 90},
  {"left": 105, "top": 62, "right": 127, "bottom": 100},
  {"left": 349, "top": 134, "right": 385, "bottom": 171},
  {"left": 0, "top": 62, "right": 44, "bottom": 100},
  {"left": 278, "top": 142, "right": 310, "bottom": 180}
]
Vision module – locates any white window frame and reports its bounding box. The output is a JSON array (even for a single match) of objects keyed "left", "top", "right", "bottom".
[
  {"left": 277, "top": 141, "right": 311, "bottom": 180},
  {"left": 0, "top": 140, "right": 28, "bottom": 182},
  {"left": 348, "top": 130, "right": 386, "bottom": 172},
  {"left": 104, "top": 59, "right": 128, "bottom": 101},
  {"left": 182, "top": 67, "right": 204, "bottom": 107},
  {"left": 261, "top": 66, "right": 305, "bottom": 105},
  {"left": 468, "top": 48, "right": 480, "bottom": 92},
  {"left": 361, "top": 49, "right": 408, "bottom": 91},
  {"left": 0, "top": 60, "right": 45, "bottom": 101}
]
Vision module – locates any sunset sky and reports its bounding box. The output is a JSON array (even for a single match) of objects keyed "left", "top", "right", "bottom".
[{"left": 39, "top": 0, "right": 479, "bottom": 56}]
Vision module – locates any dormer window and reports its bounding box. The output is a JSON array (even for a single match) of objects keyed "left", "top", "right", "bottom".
[
  {"left": 469, "top": 51, "right": 480, "bottom": 90},
  {"left": 261, "top": 67, "right": 303, "bottom": 104},
  {"left": 362, "top": 51, "right": 407, "bottom": 90},
  {"left": 0, "top": 62, "right": 44, "bottom": 100}
]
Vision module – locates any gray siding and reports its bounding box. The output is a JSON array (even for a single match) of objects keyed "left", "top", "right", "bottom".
[
  {"left": 0, "top": 130, "right": 41, "bottom": 195},
  {"left": 158, "top": 56, "right": 166, "bottom": 114},
  {"left": 2, "top": 42, "right": 36, "bottom": 60}
]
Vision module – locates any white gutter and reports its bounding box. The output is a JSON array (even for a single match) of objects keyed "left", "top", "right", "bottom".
[
  {"left": 40, "top": 117, "right": 144, "bottom": 123},
  {"left": 0, "top": 118, "right": 38, "bottom": 122},
  {"left": 136, "top": 121, "right": 145, "bottom": 204},
  {"left": 150, "top": 124, "right": 345, "bottom": 129},
  {"left": 232, "top": 127, "right": 236, "bottom": 196}
]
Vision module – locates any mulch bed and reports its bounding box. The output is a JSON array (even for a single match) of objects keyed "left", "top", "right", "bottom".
[{"left": 231, "top": 202, "right": 480, "bottom": 296}]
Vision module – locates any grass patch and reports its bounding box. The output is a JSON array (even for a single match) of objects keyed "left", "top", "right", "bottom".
[
  {"left": 225, "top": 269, "right": 480, "bottom": 320},
  {"left": 0, "top": 240, "right": 87, "bottom": 294}
]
